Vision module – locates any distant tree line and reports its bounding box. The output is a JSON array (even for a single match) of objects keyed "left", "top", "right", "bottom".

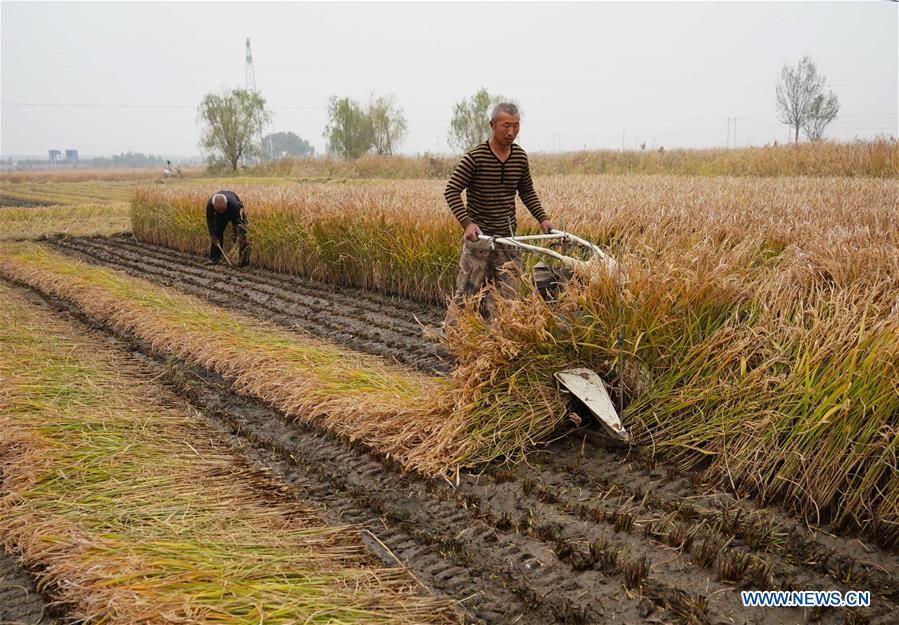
[
  {"left": 89, "top": 152, "right": 167, "bottom": 168},
  {"left": 323, "top": 94, "right": 408, "bottom": 159},
  {"left": 194, "top": 83, "right": 501, "bottom": 166},
  {"left": 194, "top": 56, "right": 844, "bottom": 169},
  {"left": 9, "top": 152, "right": 172, "bottom": 169},
  {"left": 261, "top": 131, "right": 314, "bottom": 158}
]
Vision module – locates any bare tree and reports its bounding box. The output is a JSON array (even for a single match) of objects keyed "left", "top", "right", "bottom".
[
  {"left": 776, "top": 56, "right": 840, "bottom": 143},
  {"left": 368, "top": 95, "right": 407, "bottom": 156}
]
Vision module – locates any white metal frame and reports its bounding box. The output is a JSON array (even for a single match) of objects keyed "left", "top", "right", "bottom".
[{"left": 476, "top": 229, "right": 618, "bottom": 273}]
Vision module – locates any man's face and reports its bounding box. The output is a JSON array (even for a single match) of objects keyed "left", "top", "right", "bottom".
[
  {"left": 490, "top": 111, "right": 520, "bottom": 148},
  {"left": 213, "top": 197, "right": 228, "bottom": 213}
]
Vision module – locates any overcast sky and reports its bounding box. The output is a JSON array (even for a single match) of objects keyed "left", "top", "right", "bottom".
[{"left": 1, "top": 1, "right": 896, "bottom": 158}]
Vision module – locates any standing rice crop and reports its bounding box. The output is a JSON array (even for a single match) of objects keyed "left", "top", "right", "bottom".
[
  {"left": 130, "top": 174, "right": 897, "bottom": 304},
  {"left": 440, "top": 240, "right": 898, "bottom": 546},
  {"left": 129, "top": 173, "right": 898, "bottom": 546},
  {"left": 244, "top": 139, "right": 899, "bottom": 179}
]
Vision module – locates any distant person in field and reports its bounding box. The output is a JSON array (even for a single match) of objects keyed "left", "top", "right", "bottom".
[
  {"left": 443, "top": 102, "right": 555, "bottom": 324},
  {"left": 206, "top": 191, "right": 249, "bottom": 267}
]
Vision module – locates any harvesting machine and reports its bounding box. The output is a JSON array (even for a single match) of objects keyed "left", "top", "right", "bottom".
[{"left": 476, "top": 229, "right": 631, "bottom": 443}]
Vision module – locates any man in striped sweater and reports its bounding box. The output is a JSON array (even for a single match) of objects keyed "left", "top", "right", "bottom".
[{"left": 444, "top": 102, "right": 555, "bottom": 323}]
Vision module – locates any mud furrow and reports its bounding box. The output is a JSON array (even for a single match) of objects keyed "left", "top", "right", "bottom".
[
  {"left": 50, "top": 235, "right": 451, "bottom": 374},
  {"left": 462, "top": 463, "right": 899, "bottom": 623},
  {"left": 70, "top": 233, "right": 445, "bottom": 325},
  {"left": 0, "top": 550, "right": 57, "bottom": 625},
  {"left": 107, "top": 233, "right": 443, "bottom": 330},
  {"left": 47, "top": 238, "right": 443, "bottom": 371},
  {"left": 519, "top": 440, "right": 899, "bottom": 605}
]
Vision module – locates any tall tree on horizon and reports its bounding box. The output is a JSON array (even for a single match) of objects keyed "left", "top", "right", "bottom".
[
  {"left": 776, "top": 56, "right": 840, "bottom": 143},
  {"left": 448, "top": 88, "right": 512, "bottom": 153},
  {"left": 198, "top": 89, "right": 270, "bottom": 171}
]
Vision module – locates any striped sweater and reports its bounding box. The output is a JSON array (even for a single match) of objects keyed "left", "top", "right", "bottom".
[{"left": 444, "top": 142, "right": 548, "bottom": 236}]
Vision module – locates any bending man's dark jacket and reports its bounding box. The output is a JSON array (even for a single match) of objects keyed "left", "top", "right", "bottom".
[{"left": 206, "top": 190, "right": 244, "bottom": 235}]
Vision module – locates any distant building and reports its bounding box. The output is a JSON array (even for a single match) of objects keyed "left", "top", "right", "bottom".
[{"left": 47, "top": 149, "right": 78, "bottom": 166}]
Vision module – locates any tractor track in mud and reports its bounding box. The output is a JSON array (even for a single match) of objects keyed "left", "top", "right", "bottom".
[{"left": 6, "top": 235, "right": 897, "bottom": 624}]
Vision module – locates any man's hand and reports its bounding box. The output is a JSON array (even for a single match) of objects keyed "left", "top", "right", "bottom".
[
  {"left": 464, "top": 222, "right": 482, "bottom": 241},
  {"left": 540, "top": 219, "right": 556, "bottom": 234}
]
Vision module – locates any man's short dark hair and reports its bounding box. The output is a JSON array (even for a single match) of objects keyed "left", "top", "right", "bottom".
[{"left": 491, "top": 102, "right": 519, "bottom": 121}]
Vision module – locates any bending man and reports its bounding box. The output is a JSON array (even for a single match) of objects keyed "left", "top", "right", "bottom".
[
  {"left": 444, "top": 102, "right": 555, "bottom": 323},
  {"left": 206, "top": 190, "right": 249, "bottom": 267}
]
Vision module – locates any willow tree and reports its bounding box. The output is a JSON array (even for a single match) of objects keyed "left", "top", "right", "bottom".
[
  {"left": 447, "top": 88, "right": 511, "bottom": 153},
  {"left": 323, "top": 96, "right": 373, "bottom": 159},
  {"left": 198, "top": 89, "right": 271, "bottom": 171},
  {"left": 369, "top": 95, "right": 407, "bottom": 156}
]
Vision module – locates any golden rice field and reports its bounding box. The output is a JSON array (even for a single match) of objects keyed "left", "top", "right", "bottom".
[
  {"left": 132, "top": 174, "right": 899, "bottom": 545},
  {"left": 0, "top": 165, "right": 204, "bottom": 183},
  {"left": 253, "top": 138, "right": 898, "bottom": 179},
  {"left": 0, "top": 174, "right": 291, "bottom": 240},
  {"left": 0, "top": 203, "right": 131, "bottom": 239},
  {"left": 0, "top": 178, "right": 136, "bottom": 239},
  {"left": 2, "top": 145, "right": 898, "bottom": 623}
]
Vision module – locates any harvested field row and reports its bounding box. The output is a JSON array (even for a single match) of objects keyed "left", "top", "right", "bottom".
[
  {"left": 0, "top": 282, "right": 457, "bottom": 624},
  {"left": 1, "top": 203, "right": 131, "bottom": 240},
  {"left": 0, "top": 242, "right": 571, "bottom": 475},
  {"left": 7, "top": 271, "right": 897, "bottom": 625},
  {"left": 50, "top": 233, "right": 450, "bottom": 374},
  {"left": 0, "top": 180, "right": 136, "bottom": 205},
  {"left": 0, "top": 166, "right": 204, "bottom": 183}
]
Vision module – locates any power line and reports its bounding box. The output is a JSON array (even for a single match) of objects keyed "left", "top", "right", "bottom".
[
  {"left": 0, "top": 102, "right": 325, "bottom": 111},
  {"left": 1, "top": 102, "right": 196, "bottom": 109},
  {"left": 2, "top": 102, "right": 893, "bottom": 122}
]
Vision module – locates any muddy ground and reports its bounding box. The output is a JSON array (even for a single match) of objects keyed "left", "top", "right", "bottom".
[
  {"left": 0, "top": 550, "right": 58, "bottom": 625},
  {"left": 0, "top": 195, "right": 57, "bottom": 208},
  {"left": 1, "top": 233, "right": 896, "bottom": 625}
]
